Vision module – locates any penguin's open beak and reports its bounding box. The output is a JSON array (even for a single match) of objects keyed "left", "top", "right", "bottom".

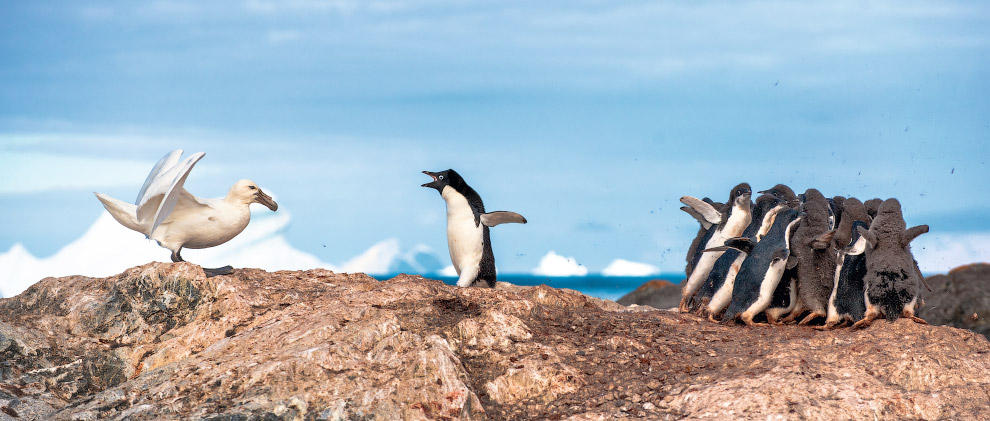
[
  {"left": 422, "top": 171, "right": 442, "bottom": 189},
  {"left": 254, "top": 188, "right": 278, "bottom": 211}
]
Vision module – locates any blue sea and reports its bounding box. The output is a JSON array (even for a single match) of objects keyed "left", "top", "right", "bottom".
[{"left": 376, "top": 273, "right": 687, "bottom": 302}]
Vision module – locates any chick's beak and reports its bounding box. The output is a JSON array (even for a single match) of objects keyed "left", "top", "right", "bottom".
[{"left": 254, "top": 188, "right": 278, "bottom": 211}]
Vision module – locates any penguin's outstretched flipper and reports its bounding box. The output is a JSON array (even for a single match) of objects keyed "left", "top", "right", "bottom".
[
  {"left": 680, "top": 196, "right": 721, "bottom": 228},
  {"left": 703, "top": 237, "right": 754, "bottom": 254},
  {"left": 481, "top": 211, "right": 527, "bottom": 227}
]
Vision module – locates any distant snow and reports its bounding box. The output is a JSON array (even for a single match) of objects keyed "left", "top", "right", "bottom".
[
  {"left": 602, "top": 259, "right": 661, "bottom": 277},
  {"left": 439, "top": 265, "right": 458, "bottom": 277},
  {"left": 0, "top": 206, "right": 445, "bottom": 297},
  {"left": 913, "top": 232, "right": 990, "bottom": 273},
  {"left": 532, "top": 251, "right": 588, "bottom": 276},
  {"left": 338, "top": 238, "right": 400, "bottom": 275}
]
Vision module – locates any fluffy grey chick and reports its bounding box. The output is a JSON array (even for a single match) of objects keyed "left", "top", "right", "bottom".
[
  {"left": 864, "top": 198, "right": 882, "bottom": 220},
  {"left": 788, "top": 188, "right": 836, "bottom": 325},
  {"left": 831, "top": 197, "right": 870, "bottom": 251},
  {"left": 853, "top": 198, "right": 929, "bottom": 328}
]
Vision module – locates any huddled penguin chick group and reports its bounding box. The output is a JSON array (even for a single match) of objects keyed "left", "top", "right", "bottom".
[{"left": 680, "top": 183, "right": 929, "bottom": 328}]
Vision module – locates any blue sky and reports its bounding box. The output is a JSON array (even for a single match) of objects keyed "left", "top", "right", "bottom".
[{"left": 1, "top": 1, "right": 988, "bottom": 275}]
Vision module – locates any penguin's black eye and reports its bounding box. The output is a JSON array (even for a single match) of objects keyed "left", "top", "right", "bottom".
[
  {"left": 249, "top": 186, "right": 257, "bottom": 190},
  {"left": 438, "top": 175, "right": 444, "bottom": 180}
]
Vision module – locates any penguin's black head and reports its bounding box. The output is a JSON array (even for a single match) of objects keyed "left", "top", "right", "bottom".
[
  {"left": 728, "top": 182, "right": 752, "bottom": 206},
  {"left": 758, "top": 184, "right": 800, "bottom": 208},
  {"left": 422, "top": 169, "right": 461, "bottom": 192}
]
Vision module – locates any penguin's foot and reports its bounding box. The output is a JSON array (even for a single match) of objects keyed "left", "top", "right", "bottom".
[
  {"left": 904, "top": 315, "right": 929, "bottom": 325},
  {"left": 692, "top": 297, "right": 711, "bottom": 316},
  {"left": 798, "top": 311, "right": 826, "bottom": 326},
  {"left": 817, "top": 317, "right": 844, "bottom": 330},
  {"left": 678, "top": 297, "right": 691, "bottom": 313},
  {"left": 740, "top": 314, "right": 766, "bottom": 326},
  {"left": 707, "top": 313, "right": 719, "bottom": 323},
  {"left": 780, "top": 312, "right": 804, "bottom": 324},
  {"left": 766, "top": 315, "right": 779, "bottom": 326},
  {"left": 852, "top": 313, "right": 879, "bottom": 329},
  {"left": 203, "top": 265, "right": 234, "bottom": 277}
]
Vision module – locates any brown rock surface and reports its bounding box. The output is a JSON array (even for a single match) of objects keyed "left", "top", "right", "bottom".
[
  {"left": 921, "top": 263, "right": 990, "bottom": 339},
  {"left": 615, "top": 279, "right": 682, "bottom": 310},
  {"left": 0, "top": 262, "right": 988, "bottom": 420}
]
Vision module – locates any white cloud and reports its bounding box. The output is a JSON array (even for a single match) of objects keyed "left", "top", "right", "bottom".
[
  {"left": 912, "top": 232, "right": 990, "bottom": 274},
  {"left": 532, "top": 251, "right": 587, "bottom": 277},
  {"left": 601, "top": 259, "right": 660, "bottom": 277}
]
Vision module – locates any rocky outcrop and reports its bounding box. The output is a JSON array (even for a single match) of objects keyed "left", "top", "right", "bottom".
[
  {"left": 922, "top": 263, "right": 990, "bottom": 339},
  {"left": 1, "top": 263, "right": 989, "bottom": 420},
  {"left": 615, "top": 279, "right": 681, "bottom": 310}
]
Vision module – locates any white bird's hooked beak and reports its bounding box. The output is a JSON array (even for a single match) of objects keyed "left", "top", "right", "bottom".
[{"left": 254, "top": 188, "right": 278, "bottom": 211}]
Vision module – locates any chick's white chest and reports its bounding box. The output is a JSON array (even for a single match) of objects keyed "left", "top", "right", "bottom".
[{"left": 442, "top": 187, "right": 484, "bottom": 273}]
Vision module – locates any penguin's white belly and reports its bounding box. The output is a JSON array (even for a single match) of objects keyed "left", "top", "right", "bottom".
[
  {"left": 447, "top": 216, "right": 484, "bottom": 274},
  {"left": 442, "top": 187, "right": 484, "bottom": 275}
]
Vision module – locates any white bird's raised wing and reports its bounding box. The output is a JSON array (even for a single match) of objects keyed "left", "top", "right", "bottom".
[
  {"left": 135, "top": 149, "right": 183, "bottom": 205},
  {"left": 136, "top": 151, "right": 206, "bottom": 237}
]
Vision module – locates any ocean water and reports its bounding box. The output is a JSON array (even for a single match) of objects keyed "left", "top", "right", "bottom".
[{"left": 377, "top": 273, "right": 687, "bottom": 302}]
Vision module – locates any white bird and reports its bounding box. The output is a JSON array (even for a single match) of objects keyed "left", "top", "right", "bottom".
[{"left": 95, "top": 149, "right": 278, "bottom": 276}]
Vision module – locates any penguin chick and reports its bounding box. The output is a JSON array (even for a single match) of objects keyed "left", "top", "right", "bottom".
[
  {"left": 758, "top": 184, "right": 800, "bottom": 209},
  {"left": 759, "top": 184, "right": 802, "bottom": 324},
  {"left": 422, "top": 169, "right": 527, "bottom": 288},
  {"left": 722, "top": 207, "right": 804, "bottom": 326},
  {"left": 831, "top": 198, "right": 870, "bottom": 252},
  {"left": 852, "top": 198, "right": 930, "bottom": 328},
  {"left": 864, "top": 198, "right": 882, "bottom": 220},
  {"left": 679, "top": 183, "right": 752, "bottom": 312},
  {"left": 789, "top": 189, "right": 837, "bottom": 325},
  {"left": 828, "top": 196, "right": 845, "bottom": 231},
  {"left": 821, "top": 220, "right": 871, "bottom": 329},
  {"left": 695, "top": 193, "right": 785, "bottom": 319},
  {"left": 681, "top": 197, "right": 724, "bottom": 279}
]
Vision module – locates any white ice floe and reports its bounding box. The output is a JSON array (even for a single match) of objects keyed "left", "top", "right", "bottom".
[
  {"left": 532, "top": 251, "right": 588, "bottom": 277},
  {"left": 601, "top": 259, "right": 661, "bottom": 277}
]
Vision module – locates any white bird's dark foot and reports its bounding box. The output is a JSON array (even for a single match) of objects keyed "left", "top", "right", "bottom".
[
  {"left": 171, "top": 249, "right": 184, "bottom": 263},
  {"left": 203, "top": 265, "right": 234, "bottom": 277}
]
